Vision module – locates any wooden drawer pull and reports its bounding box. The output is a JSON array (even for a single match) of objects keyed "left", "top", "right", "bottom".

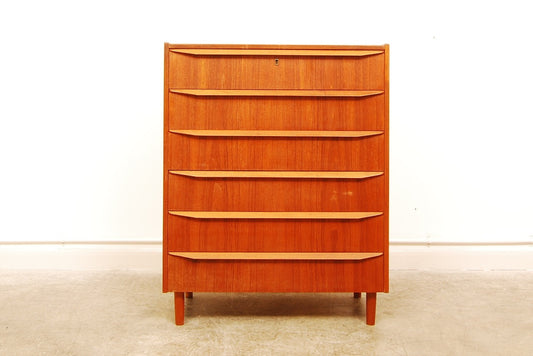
[
  {"left": 169, "top": 130, "right": 383, "bottom": 138},
  {"left": 170, "top": 89, "right": 383, "bottom": 98},
  {"left": 169, "top": 252, "right": 383, "bottom": 260},
  {"left": 169, "top": 171, "right": 383, "bottom": 179},
  {"left": 169, "top": 211, "right": 382, "bottom": 219},
  {"left": 170, "top": 49, "right": 384, "bottom": 57}
]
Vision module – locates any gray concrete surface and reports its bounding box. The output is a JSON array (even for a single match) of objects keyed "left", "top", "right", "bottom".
[{"left": 1, "top": 270, "right": 531, "bottom": 355}]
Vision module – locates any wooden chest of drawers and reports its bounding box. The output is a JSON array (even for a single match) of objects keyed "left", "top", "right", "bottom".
[{"left": 163, "top": 44, "right": 389, "bottom": 325}]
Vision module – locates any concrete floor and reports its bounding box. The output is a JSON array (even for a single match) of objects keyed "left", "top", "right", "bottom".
[{"left": 0, "top": 270, "right": 531, "bottom": 355}]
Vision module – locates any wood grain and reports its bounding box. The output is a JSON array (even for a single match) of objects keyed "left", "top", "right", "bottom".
[
  {"left": 169, "top": 170, "right": 384, "bottom": 179},
  {"left": 171, "top": 49, "right": 384, "bottom": 56},
  {"left": 167, "top": 255, "right": 384, "bottom": 292},
  {"left": 169, "top": 252, "right": 382, "bottom": 260},
  {"left": 170, "top": 130, "right": 383, "bottom": 138},
  {"left": 168, "top": 211, "right": 383, "bottom": 220},
  {"left": 168, "top": 134, "right": 384, "bottom": 171},
  {"left": 168, "top": 94, "right": 385, "bottom": 131},
  {"left": 167, "top": 215, "right": 385, "bottom": 253},
  {"left": 163, "top": 43, "right": 170, "bottom": 293},
  {"left": 366, "top": 292, "right": 377, "bottom": 325},
  {"left": 174, "top": 292, "right": 184, "bottom": 325},
  {"left": 168, "top": 51, "right": 385, "bottom": 90},
  {"left": 169, "top": 93, "right": 385, "bottom": 131},
  {"left": 383, "top": 44, "right": 390, "bottom": 293},
  {"left": 167, "top": 174, "right": 385, "bottom": 211},
  {"left": 168, "top": 44, "right": 386, "bottom": 50},
  {"left": 171, "top": 89, "right": 383, "bottom": 97}
]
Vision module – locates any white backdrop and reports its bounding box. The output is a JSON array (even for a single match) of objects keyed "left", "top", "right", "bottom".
[{"left": 1, "top": 0, "right": 532, "bottom": 243}]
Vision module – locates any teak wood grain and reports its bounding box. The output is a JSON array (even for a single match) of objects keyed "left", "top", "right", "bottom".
[
  {"left": 166, "top": 215, "right": 385, "bottom": 253},
  {"left": 167, "top": 174, "right": 386, "bottom": 211},
  {"left": 167, "top": 44, "right": 385, "bottom": 50},
  {"left": 168, "top": 134, "right": 384, "bottom": 171},
  {"left": 171, "top": 89, "right": 384, "bottom": 98},
  {"left": 163, "top": 44, "right": 389, "bottom": 326},
  {"left": 168, "top": 52, "right": 385, "bottom": 90},
  {"left": 168, "top": 211, "right": 383, "bottom": 220},
  {"left": 163, "top": 43, "right": 170, "bottom": 292},
  {"left": 168, "top": 94, "right": 385, "bottom": 131},
  {"left": 169, "top": 170, "right": 383, "bottom": 179},
  {"left": 167, "top": 255, "right": 384, "bottom": 292},
  {"left": 383, "top": 44, "right": 390, "bottom": 292},
  {"left": 170, "top": 48, "right": 383, "bottom": 56},
  {"left": 169, "top": 130, "right": 383, "bottom": 138},
  {"left": 169, "top": 252, "right": 383, "bottom": 260}
]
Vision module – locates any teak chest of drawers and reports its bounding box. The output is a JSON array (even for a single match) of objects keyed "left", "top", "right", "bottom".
[{"left": 163, "top": 44, "right": 389, "bottom": 325}]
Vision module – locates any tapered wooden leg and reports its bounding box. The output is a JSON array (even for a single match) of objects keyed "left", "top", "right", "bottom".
[
  {"left": 185, "top": 292, "right": 193, "bottom": 299},
  {"left": 353, "top": 292, "right": 361, "bottom": 298},
  {"left": 174, "top": 292, "right": 184, "bottom": 325},
  {"left": 366, "top": 292, "right": 376, "bottom": 325}
]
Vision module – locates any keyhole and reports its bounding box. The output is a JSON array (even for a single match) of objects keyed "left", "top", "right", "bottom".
[{"left": 275, "top": 58, "right": 279, "bottom": 66}]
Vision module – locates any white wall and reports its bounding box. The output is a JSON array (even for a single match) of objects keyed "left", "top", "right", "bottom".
[{"left": 0, "top": 0, "right": 532, "bottom": 243}]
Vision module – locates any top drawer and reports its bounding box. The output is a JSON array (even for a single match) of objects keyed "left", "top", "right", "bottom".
[{"left": 168, "top": 48, "right": 385, "bottom": 90}]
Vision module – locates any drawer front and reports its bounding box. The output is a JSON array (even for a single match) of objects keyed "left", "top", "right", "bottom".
[
  {"left": 167, "top": 173, "right": 386, "bottom": 212},
  {"left": 168, "top": 52, "right": 385, "bottom": 90},
  {"left": 167, "top": 254, "right": 385, "bottom": 292},
  {"left": 168, "top": 93, "right": 385, "bottom": 131},
  {"left": 167, "top": 214, "right": 385, "bottom": 252},
  {"left": 167, "top": 134, "right": 384, "bottom": 171}
]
